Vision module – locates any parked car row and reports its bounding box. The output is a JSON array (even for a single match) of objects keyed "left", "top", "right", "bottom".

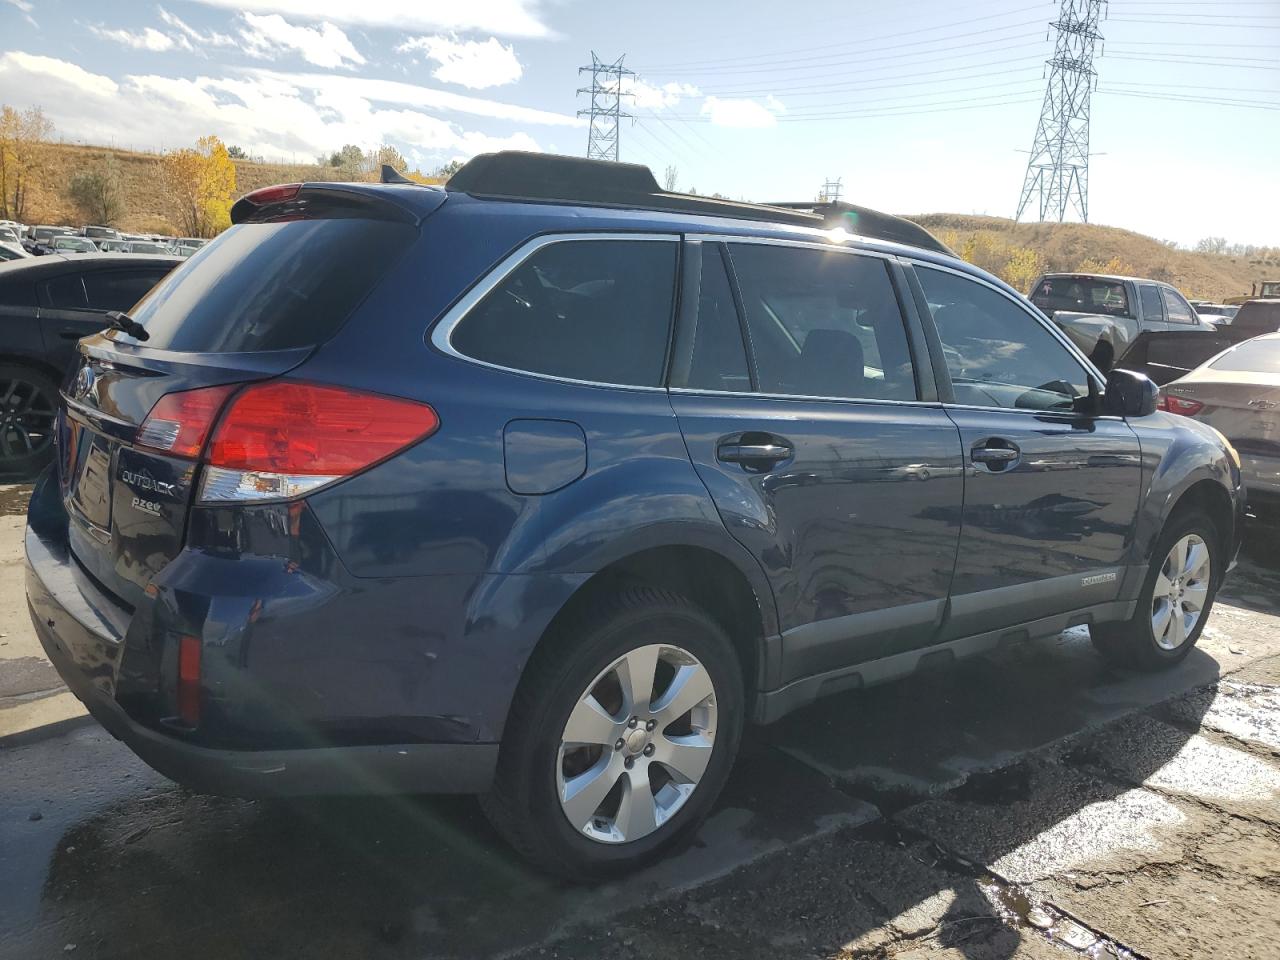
[{"left": 0, "top": 219, "right": 207, "bottom": 258}]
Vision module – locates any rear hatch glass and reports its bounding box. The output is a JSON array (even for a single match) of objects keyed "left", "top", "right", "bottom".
[
  {"left": 111, "top": 218, "right": 417, "bottom": 352},
  {"left": 61, "top": 216, "right": 417, "bottom": 609}
]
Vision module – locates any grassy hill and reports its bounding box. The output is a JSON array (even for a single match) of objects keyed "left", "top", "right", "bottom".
[
  {"left": 18, "top": 143, "right": 1274, "bottom": 301},
  {"left": 909, "top": 214, "right": 1276, "bottom": 301}
]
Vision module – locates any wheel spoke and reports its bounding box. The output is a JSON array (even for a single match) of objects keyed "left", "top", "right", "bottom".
[
  {"left": 650, "top": 663, "right": 714, "bottom": 725},
  {"left": 1168, "top": 537, "right": 1187, "bottom": 578},
  {"left": 654, "top": 734, "right": 713, "bottom": 784},
  {"left": 1154, "top": 569, "right": 1175, "bottom": 598},
  {"left": 615, "top": 645, "right": 661, "bottom": 714},
  {"left": 614, "top": 771, "right": 658, "bottom": 841},
  {"left": 1182, "top": 582, "right": 1209, "bottom": 613},
  {"left": 1169, "top": 605, "right": 1187, "bottom": 648},
  {"left": 563, "top": 694, "right": 620, "bottom": 746},
  {"left": 1152, "top": 598, "right": 1174, "bottom": 645},
  {"left": 561, "top": 754, "right": 623, "bottom": 829},
  {"left": 1183, "top": 541, "right": 1210, "bottom": 581}
]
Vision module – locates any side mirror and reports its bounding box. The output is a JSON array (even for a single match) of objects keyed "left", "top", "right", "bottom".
[{"left": 1102, "top": 368, "right": 1158, "bottom": 418}]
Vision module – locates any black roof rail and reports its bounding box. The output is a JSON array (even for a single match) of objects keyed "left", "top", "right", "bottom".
[{"left": 445, "top": 151, "right": 951, "bottom": 255}]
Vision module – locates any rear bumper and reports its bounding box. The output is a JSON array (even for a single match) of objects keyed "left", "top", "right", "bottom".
[{"left": 25, "top": 501, "right": 498, "bottom": 797}]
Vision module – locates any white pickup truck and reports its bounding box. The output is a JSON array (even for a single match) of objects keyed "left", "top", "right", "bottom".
[{"left": 1029, "top": 273, "right": 1216, "bottom": 371}]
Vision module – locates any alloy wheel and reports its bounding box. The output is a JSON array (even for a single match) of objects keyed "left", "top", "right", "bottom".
[
  {"left": 0, "top": 377, "right": 56, "bottom": 464},
  {"left": 1152, "top": 533, "right": 1211, "bottom": 651},
  {"left": 557, "top": 643, "right": 718, "bottom": 844}
]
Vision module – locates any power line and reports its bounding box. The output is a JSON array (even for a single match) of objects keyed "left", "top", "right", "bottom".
[{"left": 1016, "top": 0, "right": 1105, "bottom": 224}]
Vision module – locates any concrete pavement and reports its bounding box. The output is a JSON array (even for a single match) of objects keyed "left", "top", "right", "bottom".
[{"left": 2, "top": 483, "right": 1280, "bottom": 959}]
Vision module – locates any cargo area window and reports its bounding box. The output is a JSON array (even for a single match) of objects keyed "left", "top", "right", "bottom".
[{"left": 449, "top": 238, "right": 677, "bottom": 388}]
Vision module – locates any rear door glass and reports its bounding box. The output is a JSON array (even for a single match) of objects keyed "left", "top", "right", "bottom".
[
  {"left": 42, "top": 275, "right": 88, "bottom": 309},
  {"left": 83, "top": 269, "right": 172, "bottom": 313},
  {"left": 115, "top": 218, "right": 417, "bottom": 352},
  {"left": 449, "top": 238, "right": 678, "bottom": 387},
  {"left": 676, "top": 243, "right": 751, "bottom": 393}
]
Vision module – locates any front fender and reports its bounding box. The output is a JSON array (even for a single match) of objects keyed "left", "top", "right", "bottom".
[{"left": 1130, "top": 411, "right": 1244, "bottom": 570}]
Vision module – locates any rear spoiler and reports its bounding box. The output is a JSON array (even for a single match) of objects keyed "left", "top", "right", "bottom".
[{"left": 231, "top": 182, "right": 438, "bottom": 226}]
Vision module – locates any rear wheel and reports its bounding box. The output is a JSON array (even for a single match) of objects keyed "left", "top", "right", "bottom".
[
  {"left": 0, "top": 364, "right": 58, "bottom": 480},
  {"left": 1092, "top": 509, "right": 1219, "bottom": 669},
  {"left": 481, "top": 585, "right": 743, "bottom": 879}
]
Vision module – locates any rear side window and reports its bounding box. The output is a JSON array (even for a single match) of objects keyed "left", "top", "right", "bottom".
[
  {"left": 117, "top": 219, "right": 416, "bottom": 352},
  {"left": 450, "top": 238, "right": 677, "bottom": 387},
  {"left": 1139, "top": 284, "right": 1164, "bottom": 323},
  {"left": 727, "top": 244, "right": 917, "bottom": 401},
  {"left": 84, "top": 269, "right": 171, "bottom": 313},
  {"left": 43, "top": 275, "right": 88, "bottom": 309}
]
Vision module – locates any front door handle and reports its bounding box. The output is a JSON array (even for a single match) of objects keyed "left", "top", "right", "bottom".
[
  {"left": 971, "top": 439, "right": 1021, "bottom": 471},
  {"left": 717, "top": 441, "right": 794, "bottom": 466}
]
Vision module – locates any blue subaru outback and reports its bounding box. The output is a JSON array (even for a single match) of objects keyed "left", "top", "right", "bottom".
[{"left": 27, "top": 152, "right": 1244, "bottom": 877}]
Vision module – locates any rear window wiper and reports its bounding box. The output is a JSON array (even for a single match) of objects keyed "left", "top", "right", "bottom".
[{"left": 105, "top": 310, "right": 149, "bottom": 341}]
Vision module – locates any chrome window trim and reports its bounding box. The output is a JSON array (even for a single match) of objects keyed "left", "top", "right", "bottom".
[
  {"left": 904, "top": 257, "right": 1122, "bottom": 418},
  {"left": 429, "top": 231, "right": 680, "bottom": 393},
  {"left": 669, "top": 386, "right": 942, "bottom": 408},
  {"left": 684, "top": 232, "right": 901, "bottom": 261}
]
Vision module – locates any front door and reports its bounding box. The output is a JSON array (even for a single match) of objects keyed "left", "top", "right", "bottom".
[
  {"left": 669, "top": 240, "right": 964, "bottom": 685},
  {"left": 911, "top": 264, "right": 1143, "bottom": 640}
]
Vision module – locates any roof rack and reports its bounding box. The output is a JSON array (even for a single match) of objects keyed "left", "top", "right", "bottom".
[{"left": 445, "top": 152, "right": 951, "bottom": 256}]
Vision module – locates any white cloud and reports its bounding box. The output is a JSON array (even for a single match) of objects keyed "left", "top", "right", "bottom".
[
  {"left": 396, "top": 35, "right": 521, "bottom": 90},
  {"left": 700, "top": 95, "right": 785, "bottom": 128},
  {"left": 239, "top": 13, "right": 365, "bottom": 69},
  {"left": 5, "top": 0, "right": 36, "bottom": 26},
  {"left": 158, "top": 7, "right": 236, "bottom": 48},
  {"left": 184, "top": 0, "right": 552, "bottom": 38},
  {"left": 89, "top": 26, "right": 180, "bottom": 52},
  {"left": 628, "top": 79, "right": 700, "bottom": 110},
  {"left": 0, "top": 51, "right": 544, "bottom": 168}
]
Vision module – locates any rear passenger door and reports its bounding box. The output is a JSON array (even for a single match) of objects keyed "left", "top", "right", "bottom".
[
  {"left": 669, "top": 239, "right": 964, "bottom": 686},
  {"left": 38, "top": 267, "right": 172, "bottom": 371},
  {"left": 910, "top": 264, "right": 1143, "bottom": 639}
]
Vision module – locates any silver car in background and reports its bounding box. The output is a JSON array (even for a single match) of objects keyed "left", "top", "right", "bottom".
[{"left": 1161, "top": 332, "right": 1280, "bottom": 517}]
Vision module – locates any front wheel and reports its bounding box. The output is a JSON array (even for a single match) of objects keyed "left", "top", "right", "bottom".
[
  {"left": 1092, "top": 509, "right": 1220, "bottom": 670},
  {"left": 481, "top": 586, "right": 744, "bottom": 879}
]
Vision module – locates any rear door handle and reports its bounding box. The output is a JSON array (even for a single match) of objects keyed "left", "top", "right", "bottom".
[
  {"left": 971, "top": 439, "right": 1021, "bottom": 471},
  {"left": 717, "top": 442, "right": 793, "bottom": 465}
]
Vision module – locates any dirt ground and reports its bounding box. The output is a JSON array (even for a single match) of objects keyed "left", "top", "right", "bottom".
[{"left": 3, "top": 487, "right": 1280, "bottom": 959}]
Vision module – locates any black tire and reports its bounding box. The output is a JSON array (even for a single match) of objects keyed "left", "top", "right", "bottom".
[
  {"left": 481, "top": 584, "right": 744, "bottom": 880},
  {"left": 1091, "top": 508, "right": 1221, "bottom": 670},
  {"left": 0, "top": 363, "right": 59, "bottom": 480}
]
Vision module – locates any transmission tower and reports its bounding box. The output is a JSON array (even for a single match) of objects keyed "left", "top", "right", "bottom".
[
  {"left": 819, "top": 177, "right": 843, "bottom": 203},
  {"left": 1015, "top": 0, "right": 1106, "bottom": 223},
  {"left": 577, "top": 53, "right": 634, "bottom": 162}
]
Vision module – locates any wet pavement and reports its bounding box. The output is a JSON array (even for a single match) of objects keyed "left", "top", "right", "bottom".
[{"left": 2, "top": 506, "right": 1280, "bottom": 958}]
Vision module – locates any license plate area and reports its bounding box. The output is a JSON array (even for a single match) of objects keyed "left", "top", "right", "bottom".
[{"left": 67, "top": 421, "right": 114, "bottom": 534}]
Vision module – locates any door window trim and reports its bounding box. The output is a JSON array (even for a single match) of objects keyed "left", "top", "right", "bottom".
[
  {"left": 904, "top": 258, "right": 1117, "bottom": 418},
  {"left": 670, "top": 232, "right": 939, "bottom": 407},
  {"left": 428, "top": 231, "right": 680, "bottom": 393}
]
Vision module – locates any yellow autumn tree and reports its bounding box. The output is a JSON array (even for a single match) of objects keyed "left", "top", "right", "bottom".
[
  {"left": 939, "top": 228, "right": 1047, "bottom": 292},
  {"left": 160, "top": 135, "right": 236, "bottom": 238},
  {"left": 0, "top": 104, "right": 53, "bottom": 221}
]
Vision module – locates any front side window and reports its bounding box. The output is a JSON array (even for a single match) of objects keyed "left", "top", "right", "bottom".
[
  {"left": 1161, "top": 287, "right": 1195, "bottom": 324},
  {"left": 726, "top": 244, "right": 917, "bottom": 401},
  {"left": 917, "top": 266, "right": 1091, "bottom": 411},
  {"left": 450, "top": 238, "right": 677, "bottom": 387},
  {"left": 1139, "top": 284, "right": 1165, "bottom": 323}
]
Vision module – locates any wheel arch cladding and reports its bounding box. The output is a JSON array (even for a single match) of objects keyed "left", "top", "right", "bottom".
[
  {"left": 531, "top": 544, "right": 771, "bottom": 703},
  {"left": 1165, "top": 478, "right": 1236, "bottom": 576}
]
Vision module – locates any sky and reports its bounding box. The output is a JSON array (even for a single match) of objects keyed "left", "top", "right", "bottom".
[{"left": 0, "top": 0, "right": 1276, "bottom": 246}]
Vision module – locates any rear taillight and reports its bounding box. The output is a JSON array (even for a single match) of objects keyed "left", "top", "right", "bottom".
[
  {"left": 1158, "top": 395, "right": 1205, "bottom": 416},
  {"left": 138, "top": 384, "right": 237, "bottom": 457},
  {"left": 137, "top": 381, "right": 439, "bottom": 503}
]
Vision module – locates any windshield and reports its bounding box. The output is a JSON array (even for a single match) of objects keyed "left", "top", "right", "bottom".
[
  {"left": 54, "top": 237, "right": 97, "bottom": 251},
  {"left": 1031, "top": 276, "right": 1133, "bottom": 318}
]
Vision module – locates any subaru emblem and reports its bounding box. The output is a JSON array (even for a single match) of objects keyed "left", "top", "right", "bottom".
[{"left": 73, "top": 365, "right": 96, "bottom": 402}]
